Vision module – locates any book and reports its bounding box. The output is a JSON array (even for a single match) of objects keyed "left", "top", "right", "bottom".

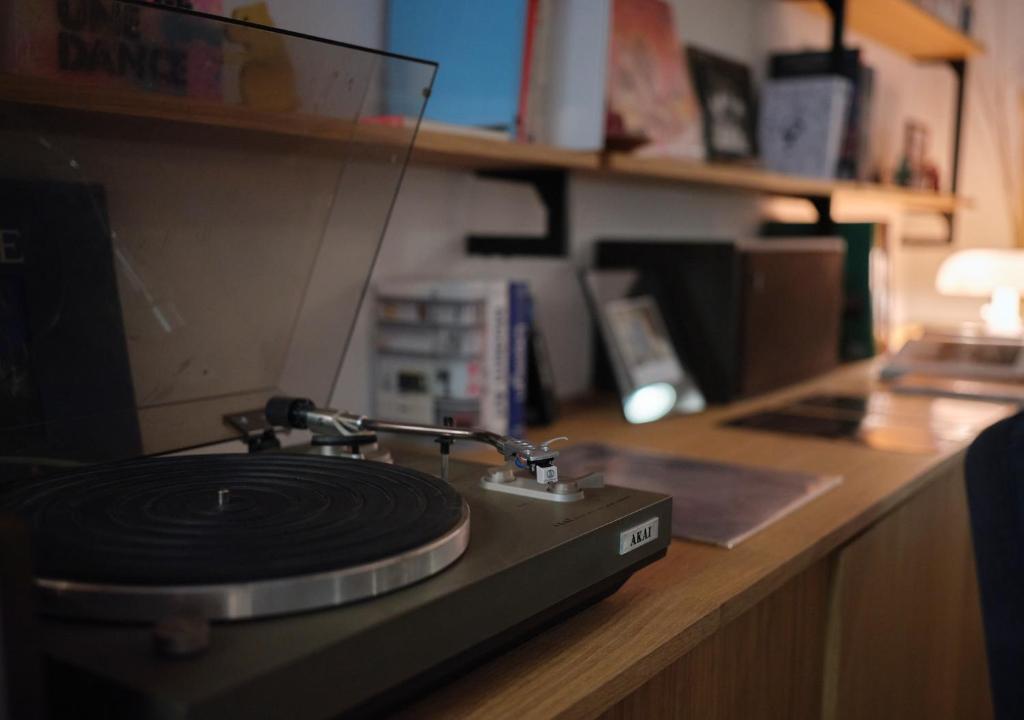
[
  {"left": 386, "top": 0, "right": 528, "bottom": 131},
  {"left": 508, "top": 282, "right": 530, "bottom": 438},
  {"left": 769, "top": 49, "right": 875, "bottom": 180},
  {"left": 759, "top": 76, "right": 852, "bottom": 179},
  {"left": 605, "top": 0, "right": 703, "bottom": 158},
  {"left": 526, "top": 304, "right": 559, "bottom": 427},
  {"left": 515, "top": 0, "right": 540, "bottom": 141},
  {"left": 556, "top": 443, "right": 841, "bottom": 548},
  {"left": 374, "top": 279, "right": 529, "bottom": 436},
  {"left": 519, "top": 0, "right": 549, "bottom": 142},
  {"left": 762, "top": 222, "right": 882, "bottom": 361},
  {"left": 520, "top": 0, "right": 611, "bottom": 150},
  {"left": 486, "top": 282, "right": 511, "bottom": 435},
  {"left": 1, "top": 0, "right": 224, "bottom": 99}
]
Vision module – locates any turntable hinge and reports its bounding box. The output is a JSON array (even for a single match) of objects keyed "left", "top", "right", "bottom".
[{"left": 224, "top": 410, "right": 282, "bottom": 453}]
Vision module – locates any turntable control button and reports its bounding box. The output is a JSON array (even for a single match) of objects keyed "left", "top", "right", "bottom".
[{"left": 153, "top": 615, "right": 211, "bottom": 659}]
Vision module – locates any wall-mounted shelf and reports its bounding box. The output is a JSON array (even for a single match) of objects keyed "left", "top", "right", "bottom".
[
  {"left": 0, "top": 73, "right": 362, "bottom": 144},
  {"left": 411, "top": 128, "right": 599, "bottom": 170},
  {"left": 604, "top": 152, "right": 835, "bottom": 196},
  {"left": 413, "top": 133, "right": 963, "bottom": 215},
  {"left": 0, "top": 73, "right": 599, "bottom": 170},
  {"left": 602, "top": 153, "right": 962, "bottom": 212},
  {"left": 784, "top": 0, "right": 984, "bottom": 60},
  {"left": 831, "top": 182, "right": 964, "bottom": 212},
  {"left": 0, "top": 73, "right": 963, "bottom": 215},
  {"left": 783, "top": 0, "right": 981, "bottom": 242}
]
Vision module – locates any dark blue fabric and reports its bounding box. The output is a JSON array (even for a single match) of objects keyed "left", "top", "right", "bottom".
[{"left": 966, "top": 411, "right": 1024, "bottom": 720}]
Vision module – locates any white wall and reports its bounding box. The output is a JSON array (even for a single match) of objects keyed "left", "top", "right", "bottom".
[
  {"left": 223, "top": 0, "right": 386, "bottom": 49},
  {"left": 233, "top": 0, "right": 1022, "bottom": 412},
  {"left": 903, "top": 0, "right": 1024, "bottom": 323},
  {"left": 333, "top": 168, "right": 762, "bottom": 411}
]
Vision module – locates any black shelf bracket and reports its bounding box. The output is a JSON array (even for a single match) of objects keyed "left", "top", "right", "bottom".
[
  {"left": 825, "top": 0, "right": 847, "bottom": 74},
  {"left": 940, "top": 59, "right": 967, "bottom": 243},
  {"left": 816, "top": 0, "right": 969, "bottom": 244},
  {"left": 465, "top": 169, "right": 569, "bottom": 256},
  {"left": 808, "top": 195, "right": 836, "bottom": 234},
  {"left": 948, "top": 59, "right": 967, "bottom": 196},
  {"left": 804, "top": 0, "right": 843, "bottom": 232}
]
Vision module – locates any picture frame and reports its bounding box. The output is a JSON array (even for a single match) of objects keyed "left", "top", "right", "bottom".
[{"left": 686, "top": 46, "right": 758, "bottom": 162}]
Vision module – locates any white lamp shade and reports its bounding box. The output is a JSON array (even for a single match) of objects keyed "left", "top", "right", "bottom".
[
  {"left": 623, "top": 382, "right": 678, "bottom": 424},
  {"left": 935, "top": 249, "right": 1024, "bottom": 297}
]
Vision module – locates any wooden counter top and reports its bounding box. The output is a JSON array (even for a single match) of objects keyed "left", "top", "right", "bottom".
[{"left": 399, "top": 361, "right": 1015, "bottom": 719}]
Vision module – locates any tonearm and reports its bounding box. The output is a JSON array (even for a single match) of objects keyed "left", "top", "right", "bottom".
[{"left": 263, "top": 397, "right": 601, "bottom": 502}]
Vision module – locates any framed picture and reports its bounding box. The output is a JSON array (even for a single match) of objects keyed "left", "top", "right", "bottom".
[{"left": 686, "top": 46, "right": 757, "bottom": 161}]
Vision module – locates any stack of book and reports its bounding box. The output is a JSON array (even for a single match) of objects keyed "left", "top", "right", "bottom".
[{"left": 373, "top": 279, "right": 532, "bottom": 436}]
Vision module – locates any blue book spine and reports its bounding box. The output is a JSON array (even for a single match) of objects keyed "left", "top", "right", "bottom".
[{"left": 508, "top": 282, "right": 530, "bottom": 438}]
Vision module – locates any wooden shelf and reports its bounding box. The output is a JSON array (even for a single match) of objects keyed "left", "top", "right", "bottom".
[
  {"left": 0, "top": 73, "right": 367, "bottom": 145},
  {"left": 605, "top": 153, "right": 835, "bottom": 197},
  {"left": 411, "top": 128, "right": 599, "bottom": 170},
  {"left": 832, "top": 182, "right": 964, "bottom": 211},
  {"left": 604, "top": 152, "right": 963, "bottom": 212},
  {"left": 0, "top": 73, "right": 960, "bottom": 211},
  {"left": 0, "top": 73, "right": 599, "bottom": 171},
  {"left": 786, "top": 0, "right": 984, "bottom": 60}
]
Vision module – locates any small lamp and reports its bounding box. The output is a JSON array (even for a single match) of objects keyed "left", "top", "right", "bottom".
[
  {"left": 935, "top": 249, "right": 1024, "bottom": 337},
  {"left": 580, "top": 270, "right": 706, "bottom": 424}
]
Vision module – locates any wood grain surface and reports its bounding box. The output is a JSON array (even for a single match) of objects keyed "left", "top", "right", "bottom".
[
  {"left": 0, "top": 74, "right": 963, "bottom": 209},
  {"left": 396, "top": 362, "right": 1012, "bottom": 719},
  {"left": 784, "top": 0, "right": 984, "bottom": 59},
  {"left": 601, "top": 559, "right": 833, "bottom": 720},
  {"left": 824, "top": 463, "right": 992, "bottom": 720}
]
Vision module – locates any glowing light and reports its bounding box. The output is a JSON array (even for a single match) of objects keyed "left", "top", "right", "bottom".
[
  {"left": 623, "top": 382, "right": 678, "bottom": 424},
  {"left": 936, "top": 249, "right": 1024, "bottom": 337}
]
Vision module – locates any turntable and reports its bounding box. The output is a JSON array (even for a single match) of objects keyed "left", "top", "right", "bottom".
[
  {"left": 3, "top": 399, "right": 669, "bottom": 718},
  {"left": 0, "top": 4, "right": 670, "bottom": 718}
]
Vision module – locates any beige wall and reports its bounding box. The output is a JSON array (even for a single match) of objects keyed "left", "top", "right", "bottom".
[
  {"left": 882, "top": 0, "right": 1024, "bottom": 327},
  {"left": 331, "top": 0, "right": 1024, "bottom": 411}
]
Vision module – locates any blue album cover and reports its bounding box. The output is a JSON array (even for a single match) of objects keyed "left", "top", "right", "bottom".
[{"left": 387, "top": 0, "right": 527, "bottom": 130}]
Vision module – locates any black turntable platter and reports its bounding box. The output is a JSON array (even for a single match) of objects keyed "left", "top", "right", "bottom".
[{"left": 0, "top": 454, "right": 470, "bottom": 621}]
